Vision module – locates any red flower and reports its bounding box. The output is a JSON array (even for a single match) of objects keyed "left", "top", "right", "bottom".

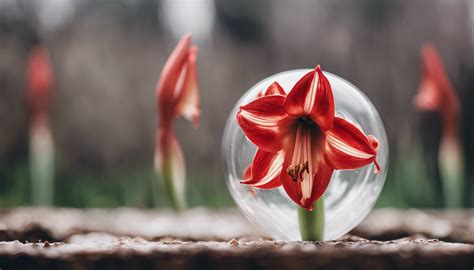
[
  {"left": 154, "top": 34, "right": 200, "bottom": 209},
  {"left": 237, "top": 66, "right": 380, "bottom": 210},
  {"left": 25, "top": 45, "right": 55, "bottom": 205},
  {"left": 414, "top": 43, "right": 464, "bottom": 207},
  {"left": 414, "top": 44, "right": 460, "bottom": 140},
  {"left": 26, "top": 46, "right": 54, "bottom": 120}
]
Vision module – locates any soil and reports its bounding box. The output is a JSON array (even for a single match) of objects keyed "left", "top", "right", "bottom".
[{"left": 0, "top": 208, "right": 472, "bottom": 269}]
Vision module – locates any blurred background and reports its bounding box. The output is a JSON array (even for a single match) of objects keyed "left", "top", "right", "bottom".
[{"left": 0, "top": 0, "right": 473, "bottom": 208}]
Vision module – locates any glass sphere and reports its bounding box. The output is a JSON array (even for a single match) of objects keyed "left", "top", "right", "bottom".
[{"left": 222, "top": 69, "right": 389, "bottom": 240}]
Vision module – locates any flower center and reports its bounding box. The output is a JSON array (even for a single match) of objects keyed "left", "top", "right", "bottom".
[
  {"left": 286, "top": 118, "right": 320, "bottom": 183},
  {"left": 299, "top": 116, "right": 316, "bottom": 127}
]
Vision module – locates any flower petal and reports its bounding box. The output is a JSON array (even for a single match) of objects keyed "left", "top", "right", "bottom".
[
  {"left": 414, "top": 44, "right": 459, "bottom": 117},
  {"left": 325, "top": 117, "right": 379, "bottom": 173},
  {"left": 27, "top": 46, "right": 54, "bottom": 116},
  {"left": 237, "top": 95, "right": 290, "bottom": 152},
  {"left": 156, "top": 34, "right": 192, "bottom": 126},
  {"left": 283, "top": 69, "right": 314, "bottom": 116},
  {"left": 174, "top": 46, "right": 200, "bottom": 127},
  {"left": 310, "top": 66, "right": 335, "bottom": 130},
  {"left": 367, "top": 134, "right": 381, "bottom": 173},
  {"left": 243, "top": 165, "right": 252, "bottom": 179},
  {"left": 414, "top": 79, "right": 439, "bottom": 111},
  {"left": 241, "top": 149, "right": 283, "bottom": 189},
  {"left": 264, "top": 81, "right": 286, "bottom": 96},
  {"left": 284, "top": 66, "right": 334, "bottom": 130},
  {"left": 367, "top": 135, "right": 379, "bottom": 151},
  {"left": 280, "top": 126, "right": 333, "bottom": 210},
  {"left": 281, "top": 158, "right": 333, "bottom": 211},
  {"left": 257, "top": 81, "right": 287, "bottom": 98},
  {"left": 307, "top": 162, "right": 334, "bottom": 209},
  {"left": 414, "top": 45, "right": 443, "bottom": 111}
]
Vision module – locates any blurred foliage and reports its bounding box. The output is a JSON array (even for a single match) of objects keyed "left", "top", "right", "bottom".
[
  {"left": 2, "top": 158, "right": 471, "bottom": 208},
  {"left": 0, "top": 161, "right": 234, "bottom": 208}
]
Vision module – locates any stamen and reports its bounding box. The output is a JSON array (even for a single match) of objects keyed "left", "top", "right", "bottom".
[
  {"left": 299, "top": 161, "right": 309, "bottom": 181},
  {"left": 301, "top": 127, "right": 314, "bottom": 200},
  {"left": 287, "top": 167, "right": 297, "bottom": 181},
  {"left": 285, "top": 115, "right": 325, "bottom": 205},
  {"left": 287, "top": 162, "right": 308, "bottom": 182},
  {"left": 286, "top": 124, "right": 314, "bottom": 184}
]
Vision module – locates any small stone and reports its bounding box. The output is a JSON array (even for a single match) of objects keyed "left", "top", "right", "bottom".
[
  {"left": 44, "top": 241, "right": 50, "bottom": 247},
  {"left": 228, "top": 238, "right": 239, "bottom": 246}
]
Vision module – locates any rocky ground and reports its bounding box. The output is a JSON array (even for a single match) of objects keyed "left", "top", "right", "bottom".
[{"left": 0, "top": 208, "right": 472, "bottom": 269}]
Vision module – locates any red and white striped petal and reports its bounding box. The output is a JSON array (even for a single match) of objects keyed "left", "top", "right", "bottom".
[
  {"left": 303, "top": 131, "right": 333, "bottom": 208},
  {"left": 264, "top": 81, "right": 286, "bottom": 96},
  {"left": 280, "top": 125, "right": 333, "bottom": 210},
  {"left": 174, "top": 46, "right": 200, "bottom": 128},
  {"left": 283, "top": 66, "right": 334, "bottom": 130},
  {"left": 281, "top": 156, "right": 334, "bottom": 211},
  {"left": 325, "top": 117, "right": 379, "bottom": 173},
  {"left": 283, "top": 69, "right": 314, "bottom": 116},
  {"left": 156, "top": 34, "right": 192, "bottom": 127},
  {"left": 243, "top": 165, "right": 252, "bottom": 180},
  {"left": 305, "top": 162, "right": 334, "bottom": 209},
  {"left": 280, "top": 158, "right": 303, "bottom": 209},
  {"left": 237, "top": 95, "right": 290, "bottom": 152},
  {"left": 281, "top": 163, "right": 333, "bottom": 211},
  {"left": 309, "top": 66, "right": 335, "bottom": 131},
  {"left": 241, "top": 149, "right": 283, "bottom": 189},
  {"left": 368, "top": 135, "right": 381, "bottom": 173},
  {"left": 257, "top": 81, "right": 287, "bottom": 98}
]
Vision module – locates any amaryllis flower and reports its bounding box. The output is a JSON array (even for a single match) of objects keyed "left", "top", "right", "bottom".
[
  {"left": 27, "top": 46, "right": 54, "bottom": 122},
  {"left": 414, "top": 44, "right": 460, "bottom": 142},
  {"left": 237, "top": 66, "right": 380, "bottom": 210},
  {"left": 26, "top": 45, "right": 55, "bottom": 205},
  {"left": 154, "top": 34, "right": 200, "bottom": 210},
  {"left": 414, "top": 44, "right": 464, "bottom": 207}
]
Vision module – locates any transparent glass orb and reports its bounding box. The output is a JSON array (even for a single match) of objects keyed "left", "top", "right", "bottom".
[{"left": 222, "top": 69, "right": 389, "bottom": 240}]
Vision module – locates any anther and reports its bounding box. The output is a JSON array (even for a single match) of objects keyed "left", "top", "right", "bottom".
[
  {"left": 287, "top": 161, "right": 310, "bottom": 182},
  {"left": 287, "top": 167, "right": 297, "bottom": 181},
  {"left": 299, "top": 161, "right": 309, "bottom": 182},
  {"left": 294, "top": 164, "right": 300, "bottom": 174}
]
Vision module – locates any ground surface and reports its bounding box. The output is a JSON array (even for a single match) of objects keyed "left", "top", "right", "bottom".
[{"left": 0, "top": 208, "right": 472, "bottom": 269}]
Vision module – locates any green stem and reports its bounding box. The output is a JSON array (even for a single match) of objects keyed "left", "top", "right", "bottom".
[
  {"left": 30, "top": 127, "right": 55, "bottom": 206},
  {"left": 439, "top": 139, "right": 464, "bottom": 208},
  {"left": 162, "top": 156, "right": 186, "bottom": 211},
  {"left": 163, "top": 174, "right": 186, "bottom": 211},
  {"left": 441, "top": 166, "right": 464, "bottom": 208},
  {"left": 298, "top": 197, "right": 324, "bottom": 241}
]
